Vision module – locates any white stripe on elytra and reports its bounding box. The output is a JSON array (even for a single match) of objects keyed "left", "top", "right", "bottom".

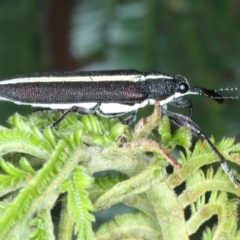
[
  {"left": 98, "top": 92, "right": 183, "bottom": 114},
  {"left": 145, "top": 74, "right": 173, "bottom": 80},
  {"left": 0, "top": 73, "right": 173, "bottom": 85},
  {"left": 0, "top": 75, "right": 143, "bottom": 84},
  {"left": 0, "top": 98, "right": 98, "bottom": 110},
  {"left": 99, "top": 100, "right": 153, "bottom": 113},
  {"left": 0, "top": 88, "right": 187, "bottom": 114}
]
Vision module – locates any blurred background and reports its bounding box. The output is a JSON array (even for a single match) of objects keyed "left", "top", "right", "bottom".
[{"left": 0, "top": 0, "right": 240, "bottom": 238}]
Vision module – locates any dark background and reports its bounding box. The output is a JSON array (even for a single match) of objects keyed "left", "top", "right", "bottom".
[{"left": 0, "top": 1, "right": 240, "bottom": 238}]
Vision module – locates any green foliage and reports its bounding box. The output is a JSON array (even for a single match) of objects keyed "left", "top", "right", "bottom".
[
  {"left": 158, "top": 115, "right": 192, "bottom": 149},
  {"left": 30, "top": 209, "right": 55, "bottom": 239},
  {"left": 95, "top": 212, "right": 162, "bottom": 240},
  {"left": 0, "top": 110, "right": 239, "bottom": 240},
  {"left": 60, "top": 167, "right": 95, "bottom": 240}
]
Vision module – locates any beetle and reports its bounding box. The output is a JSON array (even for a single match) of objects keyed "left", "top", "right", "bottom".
[{"left": 0, "top": 69, "right": 239, "bottom": 186}]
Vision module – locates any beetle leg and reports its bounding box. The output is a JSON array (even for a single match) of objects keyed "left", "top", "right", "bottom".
[
  {"left": 51, "top": 103, "right": 100, "bottom": 127},
  {"left": 171, "top": 97, "right": 193, "bottom": 119},
  {"left": 164, "top": 109, "right": 240, "bottom": 187},
  {"left": 122, "top": 111, "right": 137, "bottom": 125},
  {"left": 97, "top": 109, "right": 137, "bottom": 126}
]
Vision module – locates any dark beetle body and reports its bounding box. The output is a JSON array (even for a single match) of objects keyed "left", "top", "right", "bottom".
[
  {"left": 0, "top": 70, "right": 194, "bottom": 115},
  {"left": 0, "top": 69, "right": 239, "bottom": 186},
  {"left": 0, "top": 70, "right": 186, "bottom": 105},
  {"left": 0, "top": 81, "right": 147, "bottom": 103}
]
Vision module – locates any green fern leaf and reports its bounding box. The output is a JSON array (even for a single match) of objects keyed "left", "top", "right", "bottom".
[
  {"left": 30, "top": 210, "right": 51, "bottom": 240},
  {"left": 0, "top": 126, "right": 85, "bottom": 238},
  {"left": 95, "top": 212, "right": 162, "bottom": 240},
  {"left": 158, "top": 116, "right": 191, "bottom": 149},
  {"left": 158, "top": 116, "right": 172, "bottom": 145},
  {"left": 81, "top": 115, "right": 104, "bottom": 135},
  {"left": 90, "top": 174, "right": 126, "bottom": 201},
  {"left": 0, "top": 158, "right": 31, "bottom": 196},
  {"left": 63, "top": 167, "right": 95, "bottom": 240},
  {"left": 0, "top": 127, "right": 52, "bottom": 158},
  {"left": 19, "top": 157, "right": 35, "bottom": 175},
  {"left": 202, "top": 226, "right": 215, "bottom": 240},
  {"left": 172, "top": 127, "right": 191, "bottom": 149},
  {"left": 0, "top": 158, "right": 27, "bottom": 176}
]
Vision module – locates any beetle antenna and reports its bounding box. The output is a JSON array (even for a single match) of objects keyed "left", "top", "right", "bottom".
[
  {"left": 189, "top": 86, "right": 240, "bottom": 102},
  {"left": 214, "top": 87, "right": 240, "bottom": 100}
]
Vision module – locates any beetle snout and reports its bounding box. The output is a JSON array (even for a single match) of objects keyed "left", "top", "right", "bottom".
[{"left": 189, "top": 86, "right": 224, "bottom": 104}]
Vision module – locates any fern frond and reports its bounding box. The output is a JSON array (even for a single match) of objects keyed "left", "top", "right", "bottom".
[
  {"left": 187, "top": 192, "right": 238, "bottom": 238},
  {"left": 179, "top": 167, "right": 240, "bottom": 208},
  {"left": 0, "top": 107, "right": 239, "bottom": 239},
  {"left": 90, "top": 174, "right": 126, "bottom": 201},
  {"left": 94, "top": 161, "right": 166, "bottom": 211},
  {"left": 172, "top": 127, "right": 191, "bottom": 149},
  {"left": 168, "top": 136, "right": 240, "bottom": 189},
  {"left": 95, "top": 212, "right": 162, "bottom": 240},
  {"left": 58, "top": 195, "right": 74, "bottom": 240},
  {"left": 202, "top": 226, "right": 215, "bottom": 240},
  {"left": 30, "top": 209, "right": 54, "bottom": 240},
  {"left": 158, "top": 115, "right": 191, "bottom": 150},
  {"left": 0, "top": 158, "right": 27, "bottom": 176},
  {"left": 0, "top": 158, "right": 33, "bottom": 197},
  {"left": 0, "top": 127, "right": 52, "bottom": 158},
  {"left": 61, "top": 167, "right": 95, "bottom": 240},
  {"left": 158, "top": 116, "right": 172, "bottom": 145},
  {"left": 0, "top": 128, "right": 85, "bottom": 238},
  {"left": 19, "top": 157, "right": 35, "bottom": 175},
  {"left": 186, "top": 168, "right": 207, "bottom": 187}
]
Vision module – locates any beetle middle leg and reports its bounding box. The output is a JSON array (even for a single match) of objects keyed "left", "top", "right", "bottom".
[{"left": 51, "top": 103, "right": 101, "bottom": 128}]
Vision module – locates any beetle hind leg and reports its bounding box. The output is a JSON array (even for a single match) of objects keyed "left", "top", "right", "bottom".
[{"left": 97, "top": 109, "right": 137, "bottom": 126}]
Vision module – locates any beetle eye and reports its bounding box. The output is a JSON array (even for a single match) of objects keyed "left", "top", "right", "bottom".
[{"left": 178, "top": 82, "right": 189, "bottom": 93}]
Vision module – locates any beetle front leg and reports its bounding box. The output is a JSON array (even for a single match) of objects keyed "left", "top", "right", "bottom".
[
  {"left": 171, "top": 97, "right": 193, "bottom": 119},
  {"left": 164, "top": 110, "right": 240, "bottom": 187}
]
